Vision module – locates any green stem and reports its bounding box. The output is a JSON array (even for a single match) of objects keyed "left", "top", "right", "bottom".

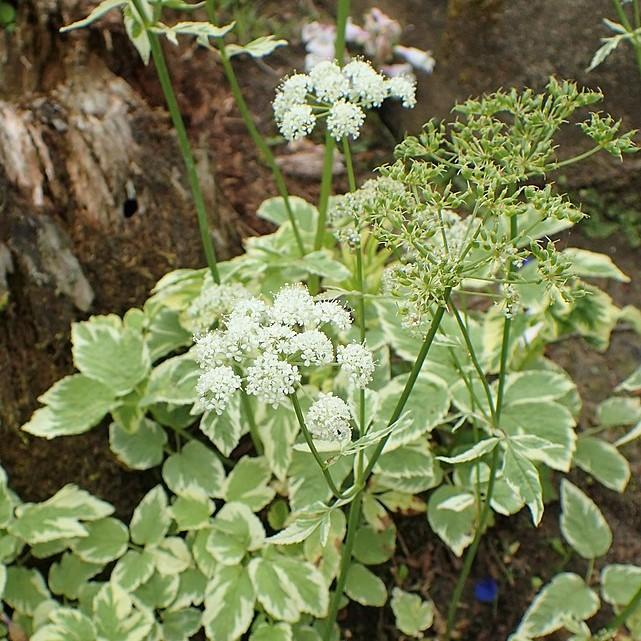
[
  {"left": 449, "top": 302, "right": 498, "bottom": 426},
  {"left": 205, "top": 0, "right": 305, "bottom": 256},
  {"left": 239, "top": 391, "right": 263, "bottom": 455},
  {"left": 362, "top": 301, "right": 449, "bottom": 479},
  {"left": 548, "top": 145, "right": 601, "bottom": 171},
  {"left": 495, "top": 215, "right": 519, "bottom": 421},
  {"left": 446, "top": 447, "right": 500, "bottom": 637},
  {"left": 446, "top": 216, "right": 519, "bottom": 638},
  {"left": 131, "top": 0, "right": 220, "bottom": 283},
  {"left": 323, "top": 492, "right": 362, "bottom": 641},
  {"left": 290, "top": 393, "right": 350, "bottom": 500},
  {"left": 604, "top": 582, "right": 641, "bottom": 633},
  {"left": 310, "top": 0, "right": 351, "bottom": 293},
  {"left": 342, "top": 138, "right": 367, "bottom": 447}
]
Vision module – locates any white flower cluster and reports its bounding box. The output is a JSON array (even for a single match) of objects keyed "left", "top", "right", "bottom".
[
  {"left": 307, "top": 393, "right": 352, "bottom": 441},
  {"left": 187, "top": 278, "right": 250, "bottom": 330},
  {"left": 274, "top": 59, "right": 416, "bottom": 142},
  {"left": 194, "top": 284, "right": 374, "bottom": 414},
  {"left": 337, "top": 342, "right": 375, "bottom": 388}
]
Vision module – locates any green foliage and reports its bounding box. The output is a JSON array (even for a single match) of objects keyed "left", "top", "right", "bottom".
[{"left": 6, "top": 68, "right": 641, "bottom": 641}]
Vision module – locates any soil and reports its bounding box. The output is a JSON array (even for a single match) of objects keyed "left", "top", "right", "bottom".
[{"left": 0, "top": 0, "right": 640, "bottom": 639}]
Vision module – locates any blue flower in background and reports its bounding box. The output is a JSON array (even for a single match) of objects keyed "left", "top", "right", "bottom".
[{"left": 474, "top": 577, "right": 498, "bottom": 603}]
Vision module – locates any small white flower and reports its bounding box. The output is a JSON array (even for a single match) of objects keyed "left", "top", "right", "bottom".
[
  {"left": 188, "top": 282, "right": 249, "bottom": 330},
  {"left": 196, "top": 365, "right": 241, "bottom": 415},
  {"left": 343, "top": 60, "right": 388, "bottom": 108},
  {"left": 279, "top": 104, "right": 316, "bottom": 141},
  {"left": 246, "top": 352, "right": 301, "bottom": 407},
  {"left": 271, "top": 284, "right": 317, "bottom": 326},
  {"left": 228, "top": 298, "right": 268, "bottom": 324},
  {"left": 309, "top": 60, "right": 350, "bottom": 102},
  {"left": 386, "top": 75, "right": 417, "bottom": 108},
  {"left": 327, "top": 100, "right": 366, "bottom": 140},
  {"left": 313, "top": 301, "right": 352, "bottom": 332},
  {"left": 307, "top": 393, "right": 352, "bottom": 441},
  {"left": 256, "top": 323, "right": 296, "bottom": 352},
  {"left": 337, "top": 342, "right": 375, "bottom": 388},
  {"left": 193, "top": 331, "right": 228, "bottom": 367},
  {"left": 274, "top": 74, "right": 310, "bottom": 122},
  {"left": 223, "top": 315, "right": 262, "bottom": 361},
  {"left": 284, "top": 330, "right": 334, "bottom": 366}
]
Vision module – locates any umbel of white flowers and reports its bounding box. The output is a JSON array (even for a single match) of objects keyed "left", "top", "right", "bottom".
[
  {"left": 273, "top": 59, "right": 416, "bottom": 142},
  {"left": 193, "top": 284, "right": 375, "bottom": 441}
]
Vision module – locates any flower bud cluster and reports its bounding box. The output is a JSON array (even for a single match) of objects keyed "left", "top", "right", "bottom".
[
  {"left": 194, "top": 284, "right": 375, "bottom": 415},
  {"left": 274, "top": 59, "right": 416, "bottom": 142}
]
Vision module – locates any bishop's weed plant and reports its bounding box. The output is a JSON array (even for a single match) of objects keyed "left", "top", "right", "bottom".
[{"left": 2, "top": 2, "right": 641, "bottom": 640}]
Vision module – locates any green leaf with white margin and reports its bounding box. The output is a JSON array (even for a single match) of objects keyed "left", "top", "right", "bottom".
[
  {"left": 191, "top": 528, "right": 219, "bottom": 578},
  {"left": 123, "top": 5, "right": 150, "bottom": 64},
  {"left": 560, "top": 480, "right": 612, "bottom": 559},
  {"left": 226, "top": 35, "right": 287, "bottom": 58},
  {"left": 259, "top": 404, "right": 299, "bottom": 482},
  {"left": 149, "top": 537, "right": 192, "bottom": 575},
  {"left": 171, "top": 494, "right": 214, "bottom": 531},
  {"left": 130, "top": 486, "right": 171, "bottom": 546},
  {"left": 4, "top": 567, "right": 50, "bottom": 614},
  {"left": 574, "top": 436, "right": 630, "bottom": 492},
  {"left": 200, "top": 395, "right": 245, "bottom": 456},
  {"left": 503, "top": 370, "right": 576, "bottom": 405},
  {"left": 159, "top": 21, "right": 234, "bottom": 47},
  {"left": 10, "top": 484, "right": 113, "bottom": 544},
  {"left": 562, "top": 248, "right": 630, "bottom": 282},
  {"left": 437, "top": 438, "right": 499, "bottom": 464},
  {"left": 112, "top": 549, "right": 155, "bottom": 591},
  {"left": 224, "top": 456, "right": 275, "bottom": 511},
  {"left": 60, "top": 0, "right": 126, "bottom": 31},
  {"left": 249, "top": 622, "right": 293, "bottom": 641},
  {"left": 248, "top": 558, "right": 302, "bottom": 622},
  {"left": 299, "top": 251, "right": 352, "bottom": 281},
  {"left": 427, "top": 486, "right": 476, "bottom": 557},
  {"left": 270, "top": 555, "right": 329, "bottom": 618},
  {"left": 502, "top": 443, "right": 543, "bottom": 525},
  {"left": 375, "top": 439, "right": 441, "bottom": 481},
  {"left": 203, "top": 565, "right": 256, "bottom": 641},
  {"left": 601, "top": 564, "right": 641, "bottom": 607},
  {"left": 373, "top": 374, "right": 450, "bottom": 449},
  {"left": 135, "top": 571, "right": 180, "bottom": 609},
  {"left": 109, "top": 418, "right": 166, "bottom": 470},
  {"left": 303, "top": 509, "right": 346, "bottom": 584},
  {"left": 596, "top": 396, "right": 641, "bottom": 427},
  {"left": 145, "top": 306, "right": 192, "bottom": 362},
  {"left": 93, "top": 582, "right": 153, "bottom": 641},
  {"left": 207, "top": 502, "right": 265, "bottom": 565},
  {"left": 163, "top": 440, "right": 226, "bottom": 499},
  {"left": 71, "top": 316, "right": 150, "bottom": 396},
  {"left": 162, "top": 607, "right": 202, "bottom": 641},
  {"left": 71, "top": 517, "right": 128, "bottom": 564},
  {"left": 48, "top": 553, "right": 102, "bottom": 599},
  {"left": 267, "top": 506, "right": 330, "bottom": 545},
  {"left": 142, "top": 353, "right": 200, "bottom": 406},
  {"left": 169, "top": 567, "right": 207, "bottom": 610},
  {"left": 618, "top": 365, "right": 641, "bottom": 392},
  {"left": 345, "top": 563, "right": 387, "bottom": 607},
  {"left": 515, "top": 573, "right": 599, "bottom": 638},
  {"left": 502, "top": 401, "right": 576, "bottom": 471},
  {"left": 353, "top": 524, "right": 396, "bottom": 565},
  {"left": 22, "top": 375, "right": 116, "bottom": 438},
  {"left": 390, "top": 588, "right": 434, "bottom": 638},
  {"left": 31, "top": 608, "right": 97, "bottom": 641},
  {"left": 0, "top": 563, "right": 5, "bottom": 599},
  {"left": 257, "top": 196, "right": 318, "bottom": 235}
]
